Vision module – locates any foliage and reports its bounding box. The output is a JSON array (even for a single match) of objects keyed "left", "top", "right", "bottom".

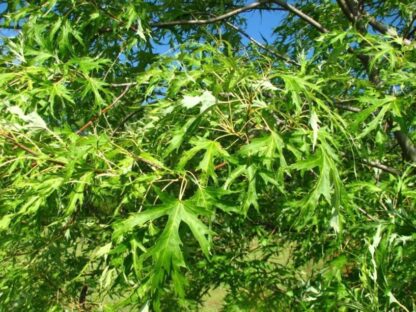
[{"left": 0, "top": 0, "right": 416, "bottom": 311}]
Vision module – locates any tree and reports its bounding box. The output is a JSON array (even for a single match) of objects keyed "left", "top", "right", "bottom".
[{"left": 1, "top": 0, "right": 415, "bottom": 310}]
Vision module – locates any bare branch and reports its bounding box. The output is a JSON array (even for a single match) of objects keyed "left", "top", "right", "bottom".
[
  {"left": 393, "top": 131, "right": 416, "bottom": 163},
  {"left": 272, "top": 0, "right": 328, "bottom": 33},
  {"left": 109, "top": 82, "right": 137, "bottom": 87},
  {"left": 407, "top": 24, "right": 416, "bottom": 39},
  {"left": 336, "top": 0, "right": 356, "bottom": 23},
  {"left": 344, "top": 0, "right": 360, "bottom": 18},
  {"left": 404, "top": 15, "right": 416, "bottom": 39},
  {"left": 150, "top": 2, "right": 265, "bottom": 28},
  {"left": 365, "top": 15, "right": 390, "bottom": 35},
  {"left": 361, "top": 160, "right": 401, "bottom": 176},
  {"left": 335, "top": 102, "right": 361, "bottom": 113}
]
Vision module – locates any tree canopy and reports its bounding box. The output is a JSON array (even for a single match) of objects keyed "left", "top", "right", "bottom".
[{"left": 1, "top": 0, "right": 416, "bottom": 311}]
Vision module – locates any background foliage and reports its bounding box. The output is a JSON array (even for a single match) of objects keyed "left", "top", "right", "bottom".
[{"left": 1, "top": 0, "right": 416, "bottom": 311}]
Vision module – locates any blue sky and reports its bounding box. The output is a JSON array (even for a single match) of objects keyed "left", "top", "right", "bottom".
[{"left": 243, "top": 9, "right": 281, "bottom": 43}]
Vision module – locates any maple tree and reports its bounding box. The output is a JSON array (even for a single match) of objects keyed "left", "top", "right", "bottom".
[{"left": 1, "top": 0, "right": 416, "bottom": 311}]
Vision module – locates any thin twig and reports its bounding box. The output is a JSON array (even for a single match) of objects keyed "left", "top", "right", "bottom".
[
  {"left": 112, "top": 108, "right": 143, "bottom": 133},
  {"left": 76, "top": 85, "right": 131, "bottom": 134},
  {"left": 335, "top": 102, "right": 361, "bottom": 112},
  {"left": 0, "top": 132, "right": 66, "bottom": 166},
  {"left": 109, "top": 82, "right": 137, "bottom": 87},
  {"left": 1, "top": 133, "right": 37, "bottom": 156},
  {"left": 224, "top": 20, "right": 299, "bottom": 66}
]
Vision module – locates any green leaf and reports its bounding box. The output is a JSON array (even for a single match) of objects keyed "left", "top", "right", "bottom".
[
  {"left": 178, "top": 137, "right": 229, "bottom": 182},
  {"left": 0, "top": 214, "right": 13, "bottom": 231},
  {"left": 181, "top": 91, "right": 216, "bottom": 113},
  {"left": 182, "top": 201, "right": 211, "bottom": 257},
  {"left": 239, "top": 131, "right": 286, "bottom": 169},
  {"left": 94, "top": 242, "right": 112, "bottom": 258},
  {"left": 67, "top": 172, "right": 93, "bottom": 215},
  {"left": 243, "top": 165, "right": 259, "bottom": 213},
  {"left": 113, "top": 203, "right": 171, "bottom": 238},
  {"left": 163, "top": 117, "right": 197, "bottom": 157}
]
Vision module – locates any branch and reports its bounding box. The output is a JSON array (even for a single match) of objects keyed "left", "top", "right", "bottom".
[
  {"left": 362, "top": 160, "right": 401, "bottom": 176},
  {"left": 404, "top": 14, "right": 416, "bottom": 38},
  {"left": 224, "top": 20, "right": 299, "bottom": 66},
  {"left": 1, "top": 133, "right": 38, "bottom": 157},
  {"left": 393, "top": 131, "right": 416, "bottom": 163},
  {"left": 0, "top": 26, "right": 22, "bottom": 31},
  {"left": 113, "top": 107, "right": 145, "bottom": 133},
  {"left": 78, "top": 285, "right": 88, "bottom": 309},
  {"left": 76, "top": 85, "right": 131, "bottom": 134},
  {"left": 98, "top": 2, "right": 296, "bottom": 66},
  {"left": 150, "top": 1, "right": 265, "bottom": 27},
  {"left": 0, "top": 132, "right": 66, "bottom": 166},
  {"left": 109, "top": 82, "right": 137, "bottom": 87},
  {"left": 344, "top": 0, "right": 360, "bottom": 18},
  {"left": 335, "top": 102, "right": 361, "bottom": 112},
  {"left": 336, "top": 0, "right": 356, "bottom": 24},
  {"left": 270, "top": 1, "right": 373, "bottom": 80},
  {"left": 272, "top": 0, "right": 328, "bottom": 33},
  {"left": 363, "top": 13, "right": 411, "bottom": 45},
  {"left": 408, "top": 27, "right": 416, "bottom": 40},
  {"left": 333, "top": 104, "right": 406, "bottom": 174},
  {"left": 334, "top": 2, "right": 416, "bottom": 163},
  {"left": 335, "top": 0, "right": 412, "bottom": 46}
]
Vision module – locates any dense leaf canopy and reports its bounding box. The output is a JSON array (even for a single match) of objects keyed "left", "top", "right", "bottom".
[{"left": 1, "top": 0, "right": 416, "bottom": 311}]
